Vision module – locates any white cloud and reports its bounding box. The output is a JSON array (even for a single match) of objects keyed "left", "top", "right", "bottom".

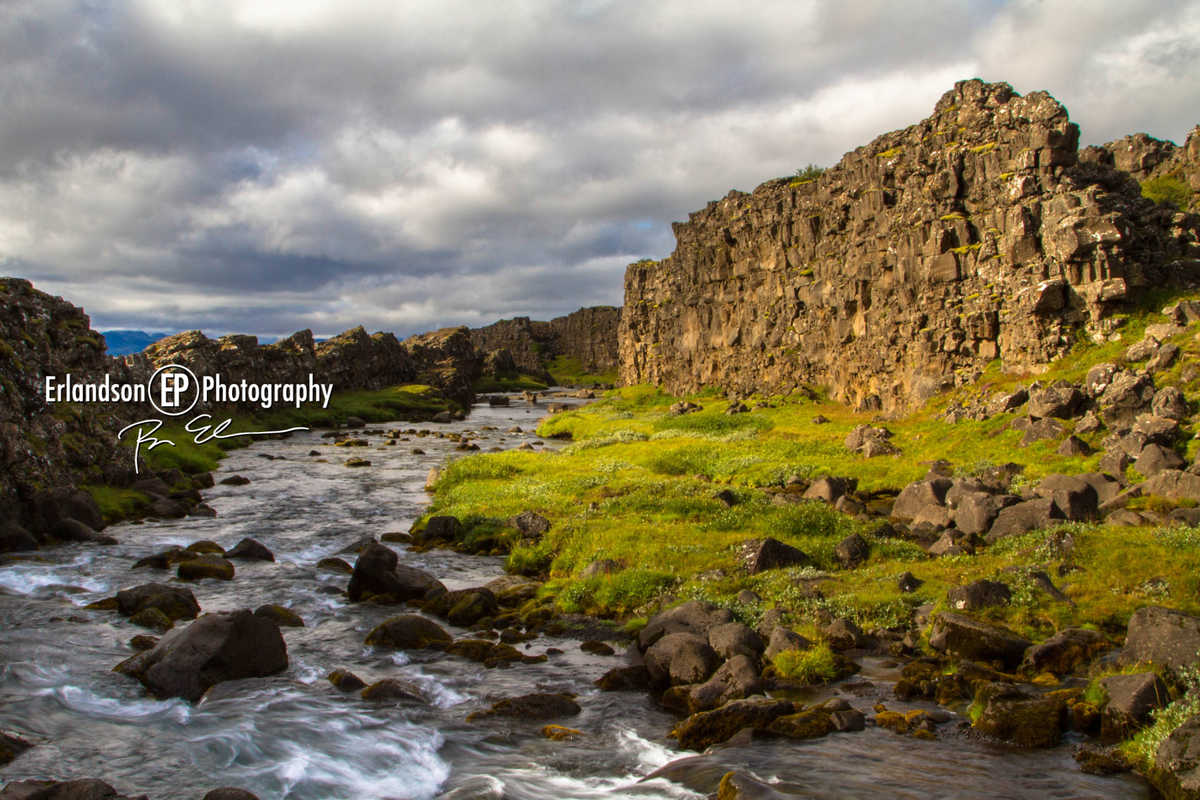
[{"left": 0, "top": 0, "right": 1197, "bottom": 338}]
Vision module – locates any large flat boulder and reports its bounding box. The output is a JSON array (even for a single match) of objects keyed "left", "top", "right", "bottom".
[{"left": 117, "top": 610, "right": 287, "bottom": 702}]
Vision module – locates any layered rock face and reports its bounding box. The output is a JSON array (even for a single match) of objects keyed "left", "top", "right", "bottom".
[
  {"left": 619, "top": 80, "right": 1200, "bottom": 410},
  {"left": 129, "top": 325, "right": 481, "bottom": 410},
  {"left": 469, "top": 306, "right": 621, "bottom": 381},
  {"left": 0, "top": 278, "right": 138, "bottom": 528}
]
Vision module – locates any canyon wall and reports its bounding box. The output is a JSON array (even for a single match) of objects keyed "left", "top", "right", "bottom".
[
  {"left": 619, "top": 79, "right": 1200, "bottom": 410},
  {"left": 469, "top": 306, "right": 621, "bottom": 381}
]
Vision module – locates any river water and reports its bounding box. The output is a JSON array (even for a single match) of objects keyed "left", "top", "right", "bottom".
[{"left": 0, "top": 396, "right": 1149, "bottom": 799}]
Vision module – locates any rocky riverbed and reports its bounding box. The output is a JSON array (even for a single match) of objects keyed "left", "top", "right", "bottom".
[{"left": 0, "top": 397, "right": 1152, "bottom": 799}]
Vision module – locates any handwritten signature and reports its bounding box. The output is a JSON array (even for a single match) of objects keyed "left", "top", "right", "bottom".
[{"left": 119, "top": 416, "right": 309, "bottom": 473}]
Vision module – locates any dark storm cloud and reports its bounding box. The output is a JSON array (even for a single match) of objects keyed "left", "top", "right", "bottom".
[{"left": 0, "top": 0, "right": 1197, "bottom": 338}]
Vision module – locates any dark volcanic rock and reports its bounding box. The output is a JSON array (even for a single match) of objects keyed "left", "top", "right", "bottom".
[
  {"left": 928, "top": 612, "right": 1032, "bottom": 668},
  {"left": 347, "top": 543, "right": 445, "bottom": 602},
  {"left": 1118, "top": 606, "right": 1200, "bottom": 677},
  {"left": 738, "top": 537, "right": 811, "bottom": 574},
  {"left": 116, "top": 583, "right": 200, "bottom": 621},
  {"left": 363, "top": 615, "right": 453, "bottom": 650},
  {"left": 466, "top": 693, "right": 581, "bottom": 722},
  {"left": 118, "top": 609, "right": 288, "bottom": 702},
  {"left": 224, "top": 539, "right": 275, "bottom": 562}
]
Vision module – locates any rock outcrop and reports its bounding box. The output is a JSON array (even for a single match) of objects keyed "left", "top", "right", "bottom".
[
  {"left": 0, "top": 278, "right": 140, "bottom": 534},
  {"left": 619, "top": 79, "right": 1200, "bottom": 410},
  {"left": 469, "top": 306, "right": 621, "bottom": 383}
]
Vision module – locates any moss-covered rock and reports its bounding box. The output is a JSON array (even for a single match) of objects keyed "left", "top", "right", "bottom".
[
  {"left": 253, "top": 605, "right": 305, "bottom": 628},
  {"left": 972, "top": 683, "right": 1067, "bottom": 747},
  {"left": 177, "top": 555, "right": 235, "bottom": 581},
  {"left": 466, "top": 693, "right": 581, "bottom": 723},
  {"left": 130, "top": 607, "right": 174, "bottom": 633},
  {"left": 540, "top": 725, "right": 584, "bottom": 741},
  {"left": 669, "top": 697, "right": 794, "bottom": 751},
  {"left": 361, "top": 678, "right": 425, "bottom": 704},
  {"left": 363, "top": 615, "right": 452, "bottom": 650},
  {"left": 327, "top": 668, "right": 366, "bottom": 692}
]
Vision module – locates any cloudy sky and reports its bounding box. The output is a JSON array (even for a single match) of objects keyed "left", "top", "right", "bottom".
[{"left": 1, "top": 0, "right": 1198, "bottom": 339}]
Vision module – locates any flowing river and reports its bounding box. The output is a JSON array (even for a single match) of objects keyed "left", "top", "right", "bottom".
[{"left": 0, "top": 396, "right": 1150, "bottom": 799}]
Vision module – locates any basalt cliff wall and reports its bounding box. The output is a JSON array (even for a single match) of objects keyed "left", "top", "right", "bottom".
[
  {"left": 469, "top": 306, "right": 621, "bottom": 382},
  {"left": 619, "top": 79, "right": 1200, "bottom": 411}
]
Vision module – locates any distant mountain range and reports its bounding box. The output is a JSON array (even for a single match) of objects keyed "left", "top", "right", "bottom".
[{"left": 100, "top": 330, "right": 171, "bottom": 356}]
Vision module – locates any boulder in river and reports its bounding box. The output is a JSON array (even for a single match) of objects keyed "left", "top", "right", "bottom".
[
  {"left": 201, "top": 790, "right": 260, "bottom": 800},
  {"left": 363, "top": 615, "right": 452, "bottom": 650},
  {"left": 176, "top": 555, "right": 235, "bottom": 582},
  {"left": 115, "top": 609, "right": 288, "bottom": 702},
  {"left": 594, "top": 665, "right": 652, "bottom": 692},
  {"left": 327, "top": 669, "right": 367, "bottom": 692},
  {"left": 0, "top": 779, "right": 149, "bottom": 799},
  {"left": 347, "top": 543, "right": 445, "bottom": 602},
  {"left": 669, "top": 697, "right": 794, "bottom": 751},
  {"left": 0, "top": 731, "right": 33, "bottom": 766},
  {"left": 972, "top": 683, "right": 1067, "bottom": 748},
  {"left": 466, "top": 693, "right": 581, "bottom": 722},
  {"left": 224, "top": 539, "right": 275, "bottom": 562},
  {"left": 116, "top": 583, "right": 200, "bottom": 621},
  {"left": 253, "top": 605, "right": 304, "bottom": 628},
  {"left": 361, "top": 678, "right": 426, "bottom": 704}
]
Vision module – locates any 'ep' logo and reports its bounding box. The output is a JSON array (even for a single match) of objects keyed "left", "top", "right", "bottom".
[
  {"left": 160, "top": 372, "right": 190, "bottom": 408},
  {"left": 147, "top": 364, "right": 199, "bottom": 417}
]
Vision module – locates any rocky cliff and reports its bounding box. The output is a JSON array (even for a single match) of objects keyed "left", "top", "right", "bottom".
[
  {"left": 619, "top": 79, "right": 1200, "bottom": 410},
  {"left": 130, "top": 324, "right": 481, "bottom": 411},
  {"left": 0, "top": 278, "right": 137, "bottom": 534},
  {"left": 470, "top": 306, "right": 621, "bottom": 382}
]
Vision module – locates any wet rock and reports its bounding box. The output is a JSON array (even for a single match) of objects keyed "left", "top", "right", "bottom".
[
  {"left": 1118, "top": 606, "right": 1200, "bottom": 677},
  {"left": 1075, "top": 748, "right": 1132, "bottom": 776},
  {"left": 637, "top": 600, "right": 735, "bottom": 651},
  {"left": 0, "top": 731, "right": 33, "bottom": 766},
  {"left": 667, "top": 655, "right": 763, "bottom": 713},
  {"left": 540, "top": 725, "right": 583, "bottom": 741},
  {"left": 129, "top": 607, "right": 174, "bottom": 633},
  {"left": 177, "top": 556, "right": 235, "bottom": 582},
  {"left": 466, "top": 693, "right": 581, "bottom": 722},
  {"left": 928, "top": 612, "right": 1032, "bottom": 669},
  {"left": 363, "top": 615, "right": 452, "bottom": 650},
  {"left": 1099, "top": 672, "right": 1169, "bottom": 742},
  {"left": 738, "top": 538, "right": 811, "bottom": 574},
  {"left": 129, "top": 634, "right": 158, "bottom": 651},
  {"left": 327, "top": 668, "right": 367, "bottom": 692},
  {"left": 48, "top": 518, "right": 116, "bottom": 545},
  {"left": 118, "top": 609, "right": 288, "bottom": 702},
  {"left": 348, "top": 543, "right": 445, "bottom": 602},
  {"left": 645, "top": 633, "right": 722, "bottom": 689},
  {"left": 947, "top": 580, "right": 1011, "bottom": 612},
  {"left": 186, "top": 541, "right": 226, "bottom": 556},
  {"left": 0, "top": 522, "right": 38, "bottom": 553},
  {"left": 580, "top": 640, "right": 615, "bottom": 656},
  {"left": 595, "top": 665, "right": 653, "bottom": 692},
  {"left": 973, "top": 683, "right": 1067, "bottom": 747},
  {"left": 1020, "top": 628, "right": 1110, "bottom": 676},
  {"left": 316, "top": 557, "right": 354, "bottom": 574},
  {"left": 116, "top": 583, "right": 200, "bottom": 621},
  {"left": 708, "top": 623, "right": 764, "bottom": 660},
  {"left": 1151, "top": 714, "right": 1200, "bottom": 800},
  {"left": 361, "top": 678, "right": 425, "bottom": 704},
  {"left": 224, "top": 539, "right": 274, "bottom": 562},
  {"left": 219, "top": 475, "right": 250, "bottom": 486},
  {"left": 670, "top": 697, "right": 794, "bottom": 751},
  {"left": 833, "top": 533, "right": 869, "bottom": 569},
  {"left": 253, "top": 605, "right": 304, "bottom": 628},
  {"left": 715, "top": 772, "right": 793, "bottom": 800},
  {"left": 0, "top": 779, "right": 148, "bottom": 800}
]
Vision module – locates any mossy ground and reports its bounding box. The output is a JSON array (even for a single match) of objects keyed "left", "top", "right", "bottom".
[
  {"left": 545, "top": 355, "right": 618, "bottom": 387},
  {"left": 422, "top": 292, "right": 1200, "bottom": 643}
]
